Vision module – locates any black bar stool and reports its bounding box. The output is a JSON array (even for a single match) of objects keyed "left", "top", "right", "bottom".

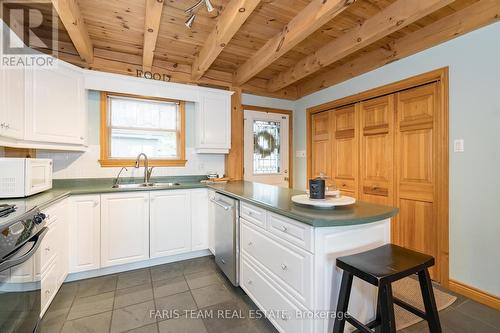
[{"left": 332, "top": 244, "right": 442, "bottom": 333}]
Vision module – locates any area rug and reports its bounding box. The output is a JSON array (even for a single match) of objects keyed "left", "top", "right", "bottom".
[{"left": 393, "top": 277, "right": 456, "bottom": 330}]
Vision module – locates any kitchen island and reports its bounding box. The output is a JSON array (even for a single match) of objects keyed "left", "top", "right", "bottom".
[{"left": 210, "top": 181, "right": 398, "bottom": 333}]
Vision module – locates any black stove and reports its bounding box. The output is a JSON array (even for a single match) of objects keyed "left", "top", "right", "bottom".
[{"left": 0, "top": 204, "right": 48, "bottom": 333}]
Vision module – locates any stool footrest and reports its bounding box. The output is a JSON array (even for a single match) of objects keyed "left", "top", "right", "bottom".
[
  {"left": 394, "top": 297, "right": 427, "bottom": 320},
  {"left": 346, "top": 316, "right": 376, "bottom": 333}
]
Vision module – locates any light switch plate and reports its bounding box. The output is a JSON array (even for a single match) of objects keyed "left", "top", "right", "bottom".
[
  {"left": 296, "top": 150, "right": 306, "bottom": 158},
  {"left": 454, "top": 139, "right": 464, "bottom": 152}
]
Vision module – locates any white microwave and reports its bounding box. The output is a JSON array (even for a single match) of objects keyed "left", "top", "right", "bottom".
[{"left": 0, "top": 158, "right": 53, "bottom": 198}]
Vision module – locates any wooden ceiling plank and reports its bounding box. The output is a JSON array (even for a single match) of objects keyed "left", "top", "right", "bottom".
[
  {"left": 233, "top": 0, "right": 356, "bottom": 86},
  {"left": 191, "top": 0, "right": 261, "bottom": 80},
  {"left": 143, "top": 0, "right": 165, "bottom": 71},
  {"left": 297, "top": 0, "right": 500, "bottom": 97},
  {"left": 268, "top": 0, "right": 457, "bottom": 91},
  {"left": 52, "top": 0, "right": 94, "bottom": 63}
]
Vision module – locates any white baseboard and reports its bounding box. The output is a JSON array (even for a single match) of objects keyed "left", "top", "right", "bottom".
[{"left": 65, "top": 249, "right": 212, "bottom": 282}]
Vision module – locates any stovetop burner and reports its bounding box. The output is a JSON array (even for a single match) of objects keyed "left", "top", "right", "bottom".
[{"left": 0, "top": 204, "right": 17, "bottom": 218}]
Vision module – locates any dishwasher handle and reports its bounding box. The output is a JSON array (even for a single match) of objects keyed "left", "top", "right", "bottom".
[{"left": 210, "top": 198, "right": 232, "bottom": 211}]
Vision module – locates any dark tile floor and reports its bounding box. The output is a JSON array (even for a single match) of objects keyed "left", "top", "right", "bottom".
[{"left": 39, "top": 256, "right": 500, "bottom": 333}]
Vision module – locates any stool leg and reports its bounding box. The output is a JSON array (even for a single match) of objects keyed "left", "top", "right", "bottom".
[
  {"left": 333, "top": 271, "right": 353, "bottom": 333},
  {"left": 418, "top": 269, "right": 442, "bottom": 333},
  {"left": 379, "top": 283, "right": 396, "bottom": 333},
  {"left": 374, "top": 288, "right": 382, "bottom": 333}
]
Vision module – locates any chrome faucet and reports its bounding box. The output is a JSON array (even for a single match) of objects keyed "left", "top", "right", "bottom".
[{"left": 135, "top": 153, "right": 154, "bottom": 184}]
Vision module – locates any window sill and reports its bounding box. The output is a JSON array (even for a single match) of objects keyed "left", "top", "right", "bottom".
[{"left": 98, "top": 159, "right": 188, "bottom": 167}]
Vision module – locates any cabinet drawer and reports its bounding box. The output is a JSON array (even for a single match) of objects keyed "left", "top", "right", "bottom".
[
  {"left": 240, "top": 202, "right": 266, "bottom": 229},
  {"left": 241, "top": 222, "right": 313, "bottom": 307},
  {"left": 267, "top": 213, "right": 314, "bottom": 252},
  {"left": 240, "top": 257, "right": 312, "bottom": 333},
  {"left": 40, "top": 224, "right": 57, "bottom": 273},
  {"left": 41, "top": 258, "right": 58, "bottom": 315}
]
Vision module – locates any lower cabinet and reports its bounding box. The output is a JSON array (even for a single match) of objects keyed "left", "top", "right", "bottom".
[
  {"left": 150, "top": 190, "right": 192, "bottom": 258},
  {"left": 40, "top": 198, "right": 70, "bottom": 316},
  {"left": 69, "top": 195, "right": 101, "bottom": 273},
  {"left": 207, "top": 190, "right": 216, "bottom": 254},
  {"left": 101, "top": 192, "right": 150, "bottom": 267},
  {"left": 191, "top": 189, "right": 209, "bottom": 251}
]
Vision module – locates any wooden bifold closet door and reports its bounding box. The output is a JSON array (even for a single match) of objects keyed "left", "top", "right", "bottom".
[{"left": 310, "top": 79, "right": 445, "bottom": 282}]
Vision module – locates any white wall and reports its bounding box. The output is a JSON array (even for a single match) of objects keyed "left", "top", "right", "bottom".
[
  {"left": 38, "top": 91, "right": 226, "bottom": 179},
  {"left": 292, "top": 22, "right": 500, "bottom": 296}
]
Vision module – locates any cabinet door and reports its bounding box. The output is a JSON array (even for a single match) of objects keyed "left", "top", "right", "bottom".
[
  {"left": 101, "top": 192, "right": 149, "bottom": 267},
  {"left": 310, "top": 111, "right": 333, "bottom": 187},
  {"left": 25, "top": 60, "right": 86, "bottom": 145},
  {"left": 395, "top": 83, "right": 439, "bottom": 279},
  {"left": 55, "top": 200, "right": 70, "bottom": 284},
  {"left": 191, "top": 189, "right": 209, "bottom": 251},
  {"left": 207, "top": 190, "right": 216, "bottom": 254},
  {"left": 332, "top": 104, "right": 358, "bottom": 197},
  {"left": 69, "top": 195, "right": 101, "bottom": 273},
  {"left": 0, "top": 67, "right": 25, "bottom": 139},
  {"left": 196, "top": 91, "right": 231, "bottom": 152},
  {"left": 359, "top": 96, "right": 394, "bottom": 206},
  {"left": 150, "top": 190, "right": 191, "bottom": 258}
]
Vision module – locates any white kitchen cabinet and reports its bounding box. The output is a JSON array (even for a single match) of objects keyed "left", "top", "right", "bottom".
[
  {"left": 207, "top": 189, "right": 216, "bottom": 254},
  {"left": 101, "top": 192, "right": 150, "bottom": 267},
  {"left": 69, "top": 195, "right": 101, "bottom": 273},
  {"left": 195, "top": 90, "right": 232, "bottom": 153},
  {"left": 150, "top": 190, "right": 191, "bottom": 258},
  {"left": 191, "top": 189, "right": 209, "bottom": 251},
  {"left": 25, "top": 59, "right": 86, "bottom": 145},
  {"left": 0, "top": 66, "right": 25, "bottom": 139}
]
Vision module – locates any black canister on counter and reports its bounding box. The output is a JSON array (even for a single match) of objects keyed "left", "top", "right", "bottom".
[{"left": 309, "top": 178, "right": 326, "bottom": 199}]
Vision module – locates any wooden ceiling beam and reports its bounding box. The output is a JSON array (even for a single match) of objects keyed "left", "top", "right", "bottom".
[
  {"left": 233, "top": 0, "right": 355, "bottom": 86},
  {"left": 268, "top": 0, "right": 456, "bottom": 92},
  {"left": 297, "top": 0, "right": 500, "bottom": 97},
  {"left": 143, "top": 0, "right": 165, "bottom": 71},
  {"left": 191, "top": 0, "right": 261, "bottom": 81},
  {"left": 52, "top": 0, "right": 93, "bottom": 63}
]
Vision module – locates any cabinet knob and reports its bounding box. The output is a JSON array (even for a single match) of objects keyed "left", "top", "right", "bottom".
[
  {"left": 281, "top": 264, "right": 288, "bottom": 271},
  {"left": 247, "top": 241, "right": 253, "bottom": 246},
  {"left": 281, "top": 225, "right": 288, "bottom": 232},
  {"left": 45, "top": 247, "right": 50, "bottom": 252},
  {"left": 0, "top": 123, "right": 5, "bottom": 128},
  {"left": 80, "top": 136, "right": 84, "bottom": 140},
  {"left": 247, "top": 280, "right": 253, "bottom": 285},
  {"left": 45, "top": 289, "right": 50, "bottom": 295}
]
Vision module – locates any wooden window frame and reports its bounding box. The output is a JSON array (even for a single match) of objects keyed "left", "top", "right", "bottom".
[{"left": 99, "top": 91, "right": 187, "bottom": 167}]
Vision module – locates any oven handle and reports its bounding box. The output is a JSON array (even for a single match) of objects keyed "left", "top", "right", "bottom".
[
  {"left": 210, "top": 198, "right": 232, "bottom": 211},
  {"left": 0, "top": 227, "right": 48, "bottom": 272}
]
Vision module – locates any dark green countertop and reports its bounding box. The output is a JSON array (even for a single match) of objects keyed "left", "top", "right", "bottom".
[
  {"left": 210, "top": 181, "right": 398, "bottom": 227},
  {"left": 0, "top": 178, "right": 398, "bottom": 228}
]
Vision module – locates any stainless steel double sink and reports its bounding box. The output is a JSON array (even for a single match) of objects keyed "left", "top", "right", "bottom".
[{"left": 112, "top": 182, "right": 181, "bottom": 189}]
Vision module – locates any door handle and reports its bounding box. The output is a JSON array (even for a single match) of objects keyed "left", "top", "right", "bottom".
[{"left": 210, "top": 198, "right": 231, "bottom": 211}]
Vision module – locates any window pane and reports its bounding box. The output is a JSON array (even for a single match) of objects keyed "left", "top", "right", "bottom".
[
  {"left": 110, "top": 129, "right": 178, "bottom": 159},
  {"left": 253, "top": 120, "right": 281, "bottom": 174},
  {"left": 110, "top": 97, "right": 177, "bottom": 130}
]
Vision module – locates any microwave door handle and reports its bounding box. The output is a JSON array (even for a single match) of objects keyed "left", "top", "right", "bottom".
[
  {"left": 0, "top": 227, "right": 48, "bottom": 271},
  {"left": 210, "top": 198, "right": 231, "bottom": 211}
]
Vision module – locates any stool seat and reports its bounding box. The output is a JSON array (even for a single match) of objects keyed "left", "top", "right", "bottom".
[{"left": 336, "top": 244, "right": 434, "bottom": 286}]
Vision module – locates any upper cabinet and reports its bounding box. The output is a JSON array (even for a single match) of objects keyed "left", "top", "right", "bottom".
[
  {"left": 0, "top": 67, "right": 25, "bottom": 139},
  {"left": 25, "top": 60, "right": 86, "bottom": 146},
  {"left": 195, "top": 90, "right": 232, "bottom": 154}
]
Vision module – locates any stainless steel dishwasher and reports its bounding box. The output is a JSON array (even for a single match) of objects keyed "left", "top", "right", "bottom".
[{"left": 211, "top": 192, "right": 239, "bottom": 286}]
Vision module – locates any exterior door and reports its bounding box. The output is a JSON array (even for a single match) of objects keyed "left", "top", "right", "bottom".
[
  {"left": 332, "top": 104, "right": 358, "bottom": 198},
  {"left": 359, "top": 96, "right": 394, "bottom": 206},
  {"left": 394, "top": 83, "right": 439, "bottom": 279},
  {"left": 244, "top": 110, "right": 289, "bottom": 187}
]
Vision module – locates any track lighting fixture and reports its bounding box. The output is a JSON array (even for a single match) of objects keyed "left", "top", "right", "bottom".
[{"left": 184, "top": 0, "right": 215, "bottom": 28}]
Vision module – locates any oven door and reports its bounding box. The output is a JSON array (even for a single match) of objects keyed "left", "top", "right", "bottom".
[
  {"left": 0, "top": 228, "right": 47, "bottom": 333},
  {"left": 25, "top": 159, "right": 53, "bottom": 196}
]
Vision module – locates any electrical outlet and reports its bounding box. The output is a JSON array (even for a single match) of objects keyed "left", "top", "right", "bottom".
[{"left": 454, "top": 139, "right": 464, "bottom": 153}]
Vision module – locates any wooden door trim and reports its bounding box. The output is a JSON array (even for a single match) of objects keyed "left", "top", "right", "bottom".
[
  {"left": 242, "top": 105, "right": 294, "bottom": 188},
  {"left": 306, "top": 67, "right": 449, "bottom": 286}
]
